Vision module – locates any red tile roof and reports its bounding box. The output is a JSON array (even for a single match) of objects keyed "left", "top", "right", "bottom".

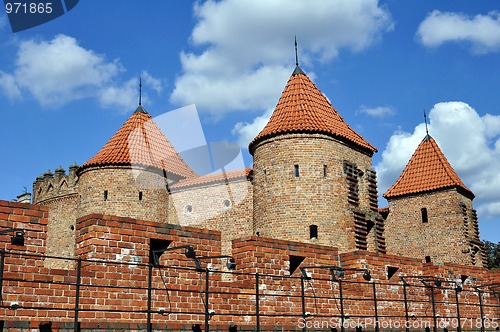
[
  {"left": 171, "top": 168, "right": 252, "bottom": 190},
  {"left": 249, "top": 66, "right": 376, "bottom": 154},
  {"left": 383, "top": 135, "right": 473, "bottom": 198},
  {"left": 79, "top": 106, "right": 196, "bottom": 178}
]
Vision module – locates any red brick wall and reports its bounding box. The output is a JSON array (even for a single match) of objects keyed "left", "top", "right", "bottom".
[
  {"left": 0, "top": 200, "right": 497, "bottom": 332},
  {"left": 0, "top": 200, "right": 48, "bottom": 254}
]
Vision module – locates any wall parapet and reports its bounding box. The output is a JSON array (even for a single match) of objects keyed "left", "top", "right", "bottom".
[
  {"left": 32, "top": 164, "right": 79, "bottom": 204},
  {"left": 0, "top": 249, "right": 497, "bottom": 332},
  {"left": 0, "top": 201, "right": 497, "bottom": 331}
]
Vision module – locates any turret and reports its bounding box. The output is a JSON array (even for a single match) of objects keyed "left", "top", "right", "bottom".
[
  {"left": 32, "top": 165, "right": 78, "bottom": 204},
  {"left": 76, "top": 105, "right": 196, "bottom": 223},
  {"left": 383, "top": 134, "right": 487, "bottom": 267},
  {"left": 249, "top": 64, "right": 385, "bottom": 253}
]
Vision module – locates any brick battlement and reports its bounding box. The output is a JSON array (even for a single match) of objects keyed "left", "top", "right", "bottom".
[
  {"left": 0, "top": 199, "right": 497, "bottom": 332},
  {"left": 0, "top": 199, "right": 48, "bottom": 254},
  {"left": 32, "top": 163, "right": 79, "bottom": 204}
]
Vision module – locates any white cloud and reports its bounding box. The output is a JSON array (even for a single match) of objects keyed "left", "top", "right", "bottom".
[
  {"left": 0, "top": 71, "right": 21, "bottom": 99},
  {"left": 232, "top": 108, "right": 274, "bottom": 148},
  {"left": 375, "top": 127, "right": 425, "bottom": 194},
  {"left": 99, "top": 71, "right": 162, "bottom": 111},
  {"left": 376, "top": 101, "right": 500, "bottom": 221},
  {"left": 416, "top": 10, "right": 500, "bottom": 54},
  {"left": 173, "top": 65, "right": 291, "bottom": 117},
  {"left": 170, "top": 0, "right": 393, "bottom": 115},
  {"left": 99, "top": 77, "right": 138, "bottom": 110},
  {"left": 141, "top": 70, "right": 162, "bottom": 95},
  {"left": 357, "top": 105, "right": 395, "bottom": 117},
  {"left": 0, "top": 34, "right": 163, "bottom": 111},
  {"left": 14, "top": 35, "right": 121, "bottom": 106}
]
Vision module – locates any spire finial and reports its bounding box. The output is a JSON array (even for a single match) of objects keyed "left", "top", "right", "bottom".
[
  {"left": 139, "top": 77, "right": 142, "bottom": 106},
  {"left": 291, "top": 37, "right": 305, "bottom": 76},
  {"left": 294, "top": 36, "right": 299, "bottom": 66},
  {"left": 134, "top": 78, "right": 148, "bottom": 113},
  {"left": 424, "top": 109, "right": 430, "bottom": 137}
]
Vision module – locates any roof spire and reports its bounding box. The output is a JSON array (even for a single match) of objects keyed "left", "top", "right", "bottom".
[
  {"left": 292, "top": 37, "right": 305, "bottom": 76},
  {"left": 139, "top": 77, "right": 142, "bottom": 106},
  {"left": 134, "top": 77, "right": 147, "bottom": 114},
  {"left": 295, "top": 35, "right": 299, "bottom": 66},
  {"left": 423, "top": 109, "right": 430, "bottom": 141}
]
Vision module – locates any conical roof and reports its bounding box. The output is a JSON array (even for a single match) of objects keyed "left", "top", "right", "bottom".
[
  {"left": 79, "top": 106, "right": 196, "bottom": 179},
  {"left": 249, "top": 66, "right": 376, "bottom": 155},
  {"left": 383, "top": 134, "right": 473, "bottom": 199}
]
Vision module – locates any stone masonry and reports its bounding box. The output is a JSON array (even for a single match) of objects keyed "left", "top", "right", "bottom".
[{"left": 28, "top": 63, "right": 488, "bottom": 275}]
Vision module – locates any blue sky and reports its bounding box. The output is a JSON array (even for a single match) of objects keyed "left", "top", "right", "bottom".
[{"left": 0, "top": 0, "right": 499, "bottom": 242}]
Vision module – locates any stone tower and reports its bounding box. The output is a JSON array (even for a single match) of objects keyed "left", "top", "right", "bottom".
[
  {"left": 76, "top": 105, "right": 196, "bottom": 223},
  {"left": 383, "top": 134, "right": 487, "bottom": 267},
  {"left": 249, "top": 65, "right": 386, "bottom": 254}
]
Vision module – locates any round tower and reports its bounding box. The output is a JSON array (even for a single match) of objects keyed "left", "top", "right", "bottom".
[
  {"left": 249, "top": 65, "right": 380, "bottom": 253},
  {"left": 76, "top": 105, "right": 196, "bottom": 223},
  {"left": 383, "top": 134, "right": 487, "bottom": 267}
]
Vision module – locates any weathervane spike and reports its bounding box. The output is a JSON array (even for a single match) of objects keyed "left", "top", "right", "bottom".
[
  {"left": 139, "top": 77, "right": 142, "bottom": 106},
  {"left": 424, "top": 109, "right": 429, "bottom": 135},
  {"left": 294, "top": 36, "right": 299, "bottom": 66}
]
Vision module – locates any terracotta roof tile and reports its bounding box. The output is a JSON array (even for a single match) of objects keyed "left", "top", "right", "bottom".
[
  {"left": 249, "top": 66, "right": 376, "bottom": 154},
  {"left": 171, "top": 168, "right": 252, "bottom": 190},
  {"left": 378, "top": 207, "right": 389, "bottom": 214},
  {"left": 383, "top": 135, "right": 473, "bottom": 198},
  {"left": 79, "top": 106, "right": 196, "bottom": 178}
]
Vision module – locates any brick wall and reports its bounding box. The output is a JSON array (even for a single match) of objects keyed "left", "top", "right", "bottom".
[
  {"left": 0, "top": 200, "right": 48, "bottom": 254},
  {"left": 41, "top": 194, "right": 79, "bottom": 269},
  {"left": 385, "top": 188, "right": 486, "bottom": 267},
  {"left": 252, "top": 133, "right": 384, "bottom": 254},
  {"left": 171, "top": 177, "right": 254, "bottom": 255},
  {"left": 77, "top": 166, "right": 170, "bottom": 223},
  {"left": 0, "top": 201, "right": 497, "bottom": 332}
]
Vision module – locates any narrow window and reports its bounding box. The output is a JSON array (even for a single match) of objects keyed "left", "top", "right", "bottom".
[
  {"left": 425, "top": 255, "right": 431, "bottom": 263},
  {"left": 323, "top": 165, "right": 328, "bottom": 178},
  {"left": 294, "top": 164, "right": 299, "bottom": 177},
  {"left": 103, "top": 190, "right": 108, "bottom": 201},
  {"left": 309, "top": 225, "right": 318, "bottom": 239},
  {"left": 139, "top": 191, "right": 143, "bottom": 201},
  {"left": 264, "top": 169, "right": 267, "bottom": 183},
  {"left": 421, "top": 208, "right": 428, "bottom": 223}
]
